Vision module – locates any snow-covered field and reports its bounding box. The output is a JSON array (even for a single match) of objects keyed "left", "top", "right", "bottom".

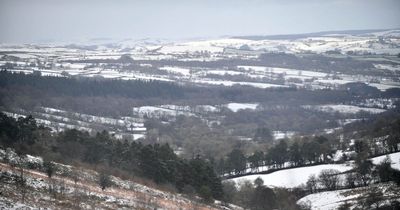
[
  {"left": 273, "top": 131, "right": 296, "bottom": 140},
  {"left": 231, "top": 164, "right": 353, "bottom": 188},
  {"left": 297, "top": 183, "right": 400, "bottom": 210},
  {"left": 159, "top": 66, "right": 191, "bottom": 76},
  {"left": 297, "top": 187, "right": 361, "bottom": 210},
  {"left": 2, "top": 29, "right": 399, "bottom": 91},
  {"left": 304, "top": 104, "right": 387, "bottom": 114},
  {"left": 4, "top": 107, "right": 147, "bottom": 141},
  {"left": 153, "top": 31, "right": 400, "bottom": 55},
  {"left": 371, "top": 152, "right": 400, "bottom": 170},
  {"left": 374, "top": 64, "right": 400, "bottom": 71},
  {"left": 192, "top": 79, "right": 288, "bottom": 89},
  {"left": 224, "top": 103, "right": 259, "bottom": 112},
  {"left": 230, "top": 152, "right": 400, "bottom": 190}
]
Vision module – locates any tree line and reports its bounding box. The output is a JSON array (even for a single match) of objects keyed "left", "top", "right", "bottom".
[
  {"left": 0, "top": 113, "right": 223, "bottom": 202},
  {"left": 0, "top": 71, "right": 184, "bottom": 99},
  {"left": 218, "top": 136, "right": 337, "bottom": 177},
  {"left": 219, "top": 120, "right": 400, "bottom": 178}
]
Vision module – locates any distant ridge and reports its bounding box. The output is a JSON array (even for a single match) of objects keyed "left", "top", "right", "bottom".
[{"left": 232, "top": 28, "right": 400, "bottom": 40}]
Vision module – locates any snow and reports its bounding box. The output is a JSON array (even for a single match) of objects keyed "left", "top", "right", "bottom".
[
  {"left": 297, "top": 188, "right": 359, "bottom": 210},
  {"left": 68, "top": 63, "right": 87, "bottom": 69},
  {"left": 4, "top": 35, "right": 399, "bottom": 92},
  {"left": 132, "top": 134, "right": 145, "bottom": 140},
  {"left": 193, "top": 79, "right": 287, "bottom": 89},
  {"left": 371, "top": 152, "right": 400, "bottom": 170},
  {"left": 4, "top": 107, "right": 146, "bottom": 140},
  {"left": 367, "top": 83, "right": 400, "bottom": 91},
  {"left": 297, "top": 183, "right": 399, "bottom": 210},
  {"left": 159, "top": 66, "right": 191, "bottom": 76},
  {"left": 225, "top": 103, "right": 259, "bottom": 112},
  {"left": 315, "top": 79, "right": 356, "bottom": 85},
  {"left": 307, "top": 104, "right": 387, "bottom": 114},
  {"left": 195, "top": 105, "right": 220, "bottom": 113},
  {"left": 273, "top": 131, "right": 295, "bottom": 140},
  {"left": 331, "top": 150, "right": 356, "bottom": 162},
  {"left": 132, "top": 106, "right": 194, "bottom": 118},
  {"left": 206, "top": 70, "right": 244, "bottom": 76},
  {"left": 4, "top": 53, "right": 37, "bottom": 59},
  {"left": 238, "top": 66, "right": 327, "bottom": 78},
  {"left": 231, "top": 164, "right": 353, "bottom": 188},
  {"left": 158, "top": 40, "right": 224, "bottom": 54},
  {"left": 0, "top": 197, "right": 40, "bottom": 210},
  {"left": 153, "top": 34, "right": 400, "bottom": 55},
  {"left": 374, "top": 64, "right": 400, "bottom": 71}
]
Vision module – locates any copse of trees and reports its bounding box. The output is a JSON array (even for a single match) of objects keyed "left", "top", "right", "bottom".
[
  {"left": 0, "top": 113, "right": 223, "bottom": 201},
  {"left": 304, "top": 153, "right": 400, "bottom": 194},
  {"left": 219, "top": 136, "right": 336, "bottom": 176},
  {"left": 222, "top": 178, "right": 303, "bottom": 210},
  {"left": 0, "top": 71, "right": 184, "bottom": 99}
]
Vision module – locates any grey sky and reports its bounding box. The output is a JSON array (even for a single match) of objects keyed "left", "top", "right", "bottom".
[{"left": 0, "top": 0, "right": 399, "bottom": 43}]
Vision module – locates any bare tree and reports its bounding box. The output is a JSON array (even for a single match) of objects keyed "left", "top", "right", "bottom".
[
  {"left": 358, "top": 187, "right": 384, "bottom": 210},
  {"left": 345, "top": 172, "right": 357, "bottom": 188},
  {"left": 14, "top": 155, "right": 27, "bottom": 203},
  {"left": 306, "top": 174, "right": 318, "bottom": 193},
  {"left": 318, "top": 169, "right": 341, "bottom": 191}
]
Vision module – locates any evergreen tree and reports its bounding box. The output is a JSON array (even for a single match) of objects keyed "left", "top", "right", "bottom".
[
  {"left": 227, "top": 148, "right": 247, "bottom": 175},
  {"left": 289, "top": 142, "right": 303, "bottom": 166}
]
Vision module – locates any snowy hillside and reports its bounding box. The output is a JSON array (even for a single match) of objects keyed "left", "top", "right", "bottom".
[
  {"left": 1, "top": 29, "right": 400, "bottom": 92},
  {"left": 231, "top": 164, "right": 353, "bottom": 188},
  {"left": 0, "top": 149, "right": 241, "bottom": 210}
]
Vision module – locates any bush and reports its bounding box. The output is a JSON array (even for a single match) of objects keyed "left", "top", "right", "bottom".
[
  {"left": 98, "top": 172, "right": 113, "bottom": 191},
  {"left": 199, "top": 185, "right": 214, "bottom": 203},
  {"left": 376, "top": 157, "right": 392, "bottom": 182},
  {"left": 43, "top": 160, "right": 56, "bottom": 178},
  {"left": 222, "top": 181, "right": 237, "bottom": 203},
  {"left": 306, "top": 174, "right": 318, "bottom": 193}
]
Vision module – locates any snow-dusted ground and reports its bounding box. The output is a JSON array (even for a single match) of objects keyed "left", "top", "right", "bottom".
[
  {"left": 224, "top": 103, "right": 259, "bottom": 112},
  {"left": 132, "top": 105, "right": 195, "bottom": 118},
  {"left": 374, "top": 64, "right": 400, "bottom": 72},
  {"left": 192, "top": 79, "right": 288, "bottom": 89},
  {"left": 354, "top": 98, "right": 398, "bottom": 109},
  {"left": 0, "top": 149, "right": 241, "bottom": 210},
  {"left": 238, "top": 66, "right": 328, "bottom": 78},
  {"left": 3, "top": 30, "right": 399, "bottom": 91},
  {"left": 297, "top": 188, "right": 360, "bottom": 210},
  {"left": 3, "top": 107, "right": 146, "bottom": 141},
  {"left": 0, "top": 197, "right": 40, "bottom": 210},
  {"left": 272, "top": 131, "right": 296, "bottom": 140},
  {"left": 297, "top": 183, "right": 400, "bottom": 210},
  {"left": 304, "top": 104, "right": 387, "bottom": 114},
  {"left": 371, "top": 152, "right": 400, "bottom": 170},
  {"left": 159, "top": 66, "right": 191, "bottom": 76},
  {"left": 230, "top": 152, "right": 400, "bottom": 190},
  {"left": 230, "top": 164, "right": 353, "bottom": 188},
  {"left": 152, "top": 31, "right": 400, "bottom": 55}
]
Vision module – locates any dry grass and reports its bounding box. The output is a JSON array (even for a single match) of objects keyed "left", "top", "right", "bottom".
[{"left": 0, "top": 162, "right": 229, "bottom": 210}]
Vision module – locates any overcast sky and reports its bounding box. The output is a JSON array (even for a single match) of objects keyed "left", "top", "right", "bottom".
[{"left": 0, "top": 0, "right": 399, "bottom": 43}]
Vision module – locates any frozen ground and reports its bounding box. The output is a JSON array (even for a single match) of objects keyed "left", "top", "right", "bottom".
[
  {"left": 225, "top": 103, "right": 259, "bottom": 112},
  {"left": 297, "top": 187, "right": 360, "bottom": 210},
  {"left": 230, "top": 152, "right": 400, "bottom": 189},
  {"left": 0, "top": 149, "right": 241, "bottom": 210},
  {"left": 305, "top": 104, "right": 387, "bottom": 114},
  {"left": 231, "top": 164, "right": 353, "bottom": 188},
  {"left": 371, "top": 152, "right": 400, "bottom": 170},
  {"left": 297, "top": 183, "right": 400, "bottom": 210}
]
